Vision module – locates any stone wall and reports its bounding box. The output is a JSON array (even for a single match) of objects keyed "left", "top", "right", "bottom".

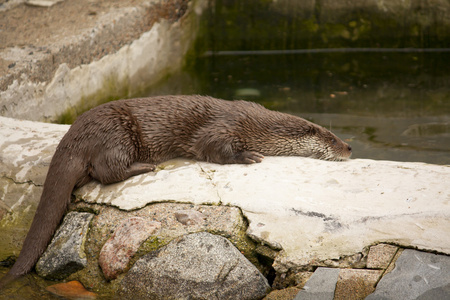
[{"left": 0, "top": 0, "right": 203, "bottom": 123}]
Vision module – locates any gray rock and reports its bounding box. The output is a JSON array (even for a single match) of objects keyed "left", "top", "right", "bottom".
[
  {"left": 416, "top": 283, "right": 450, "bottom": 300},
  {"left": 36, "top": 212, "right": 94, "bottom": 280},
  {"left": 366, "top": 249, "right": 450, "bottom": 300},
  {"left": 118, "top": 232, "right": 270, "bottom": 299},
  {"left": 294, "top": 267, "right": 340, "bottom": 300}
]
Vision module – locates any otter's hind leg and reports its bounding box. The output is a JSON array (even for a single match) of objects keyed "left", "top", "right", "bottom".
[
  {"left": 89, "top": 147, "right": 156, "bottom": 185},
  {"left": 91, "top": 162, "right": 155, "bottom": 185},
  {"left": 122, "top": 162, "right": 156, "bottom": 180}
]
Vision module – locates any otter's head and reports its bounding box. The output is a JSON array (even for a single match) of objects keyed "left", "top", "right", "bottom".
[
  {"left": 297, "top": 124, "right": 352, "bottom": 161},
  {"left": 249, "top": 114, "right": 352, "bottom": 161}
]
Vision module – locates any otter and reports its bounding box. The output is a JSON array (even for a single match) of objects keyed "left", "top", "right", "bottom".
[{"left": 0, "top": 95, "right": 351, "bottom": 288}]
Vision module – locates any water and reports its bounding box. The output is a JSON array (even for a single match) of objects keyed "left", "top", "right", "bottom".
[
  {"left": 143, "top": 0, "right": 449, "bottom": 165},
  {"left": 146, "top": 51, "right": 450, "bottom": 165},
  {"left": 0, "top": 267, "right": 59, "bottom": 299}
]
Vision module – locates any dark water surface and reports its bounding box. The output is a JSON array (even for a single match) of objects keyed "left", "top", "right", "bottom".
[
  {"left": 144, "top": 0, "right": 450, "bottom": 164},
  {"left": 147, "top": 51, "right": 450, "bottom": 165}
]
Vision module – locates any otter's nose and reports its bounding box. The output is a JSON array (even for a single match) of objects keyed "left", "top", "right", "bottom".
[{"left": 347, "top": 145, "right": 352, "bottom": 152}]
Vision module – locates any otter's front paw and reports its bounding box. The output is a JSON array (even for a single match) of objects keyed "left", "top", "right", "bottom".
[{"left": 235, "top": 151, "right": 264, "bottom": 164}]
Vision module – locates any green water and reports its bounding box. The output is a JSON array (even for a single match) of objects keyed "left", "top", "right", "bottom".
[
  {"left": 206, "top": 51, "right": 450, "bottom": 165},
  {"left": 144, "top": 0, "right": 450, "bottom": 165},
  {"left": 147, "top": 50, "right": 450, "bottom": 165},
  {"left": 149, "top": 53, "right": 450, "bottom": 164}
]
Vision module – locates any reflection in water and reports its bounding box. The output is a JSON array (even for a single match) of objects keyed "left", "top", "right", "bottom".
[
  {"left": 0, "top": 267, "right": 59, "bottom": 299},
  {"left": 146, "top": 52, "right": 450, "bottom": 165},
  {"left": 402, "top": 123, "right": 450, "bottom": 137}
]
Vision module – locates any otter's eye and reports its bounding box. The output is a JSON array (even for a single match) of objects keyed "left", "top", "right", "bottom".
[{"left": 331, "top": 138, "right": 337, "bottom": 145}]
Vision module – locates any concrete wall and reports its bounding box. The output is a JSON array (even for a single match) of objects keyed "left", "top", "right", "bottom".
[
  {"left": 202, "top": 0, "right": 450, "bottom": 51},
  {"left": 0, "top": 0, "right": 204, "bottom": 123}
]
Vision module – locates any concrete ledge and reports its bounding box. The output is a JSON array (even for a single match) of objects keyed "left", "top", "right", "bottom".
[
  {"left": 1, "top": 115, "right": 448, "bottom": 275},
  {"left": 76, "top": 153, "right": 450, "bottom": 274},
  {"left": 0, "top": 0, "right": 199, "bottom": 122}
]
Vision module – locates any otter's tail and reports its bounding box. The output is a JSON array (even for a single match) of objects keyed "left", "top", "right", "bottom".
[{"left": 0, "top": 150, "right": 86, "bottom": 289}]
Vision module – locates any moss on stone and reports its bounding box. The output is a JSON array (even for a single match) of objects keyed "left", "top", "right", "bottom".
[
  {"left": 56, "top": 75, "right": 130, "bottom": 124},
  {"left": 137, "top": 236, "right": 169, "bottom": 255}
]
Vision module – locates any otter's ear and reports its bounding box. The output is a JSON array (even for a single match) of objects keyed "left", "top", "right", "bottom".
[{"left": 306, "top": 126, "right": 317, "bottom": 135}]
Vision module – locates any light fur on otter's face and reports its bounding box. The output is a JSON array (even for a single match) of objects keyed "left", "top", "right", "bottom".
[
  {"left": 298, "top": 127, "right": 352, "bottom": 161},
  {"left": 269, "top": 126, "right": 352, "bottom": 161},
  {"left": 242, "top": 109, "right": 352, "bottom": 161}
]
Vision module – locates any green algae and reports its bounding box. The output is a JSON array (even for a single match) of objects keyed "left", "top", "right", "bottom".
[
  {"left": 190, "top": 1, "right": 450, "bottom": 51},
  {"left": 137, "top": 236, "right": 169, "bottom": 254},
  {"left": 56, "top": 75, "right": 130, "bottom": 125}
]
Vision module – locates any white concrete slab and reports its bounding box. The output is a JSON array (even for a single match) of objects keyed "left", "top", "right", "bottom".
[
  {"left": 1, "top": 115, "right": 449, "bottom": 273},
  {"left": 77, "top": 152, "right": 449, "bottom": 272}
]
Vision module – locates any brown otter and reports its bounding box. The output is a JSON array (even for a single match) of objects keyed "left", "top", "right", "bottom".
[{"left": 0, "top": 95, "right": 351, "bottom": 288}]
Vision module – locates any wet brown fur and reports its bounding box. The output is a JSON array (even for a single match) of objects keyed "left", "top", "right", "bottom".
[{"left": 0, "top": 95, "right": 351, "bottom": 288}]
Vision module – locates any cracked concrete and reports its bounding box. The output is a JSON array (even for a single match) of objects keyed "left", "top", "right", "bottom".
[
  {"left": 1, "top": 115, "right": 449, "bottom": 279},
  {"left": 75, "top": 152, "right": 450, "bottom": 274},
  {"left": 1, "top": 175, "right": 40, "bottom": 187},
  {"left": 0, "top": 109, "right": 449, "bottom": 300}
]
